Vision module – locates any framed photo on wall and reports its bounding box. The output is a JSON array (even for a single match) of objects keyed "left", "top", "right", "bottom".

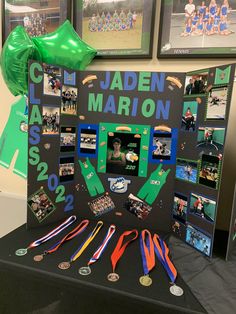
[
  {"left": 2, "top": 0, "right": 72, "bottom": 44},
  {"left": 158, "top": 0, "right": 236, "bottom": 58},
  {"left": 74, "top": 0, "right": 156, "bottom": 58}
]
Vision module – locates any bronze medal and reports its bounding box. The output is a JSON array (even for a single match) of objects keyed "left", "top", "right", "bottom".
[
  {"left": 33, "top": 254, "right": 44, "bottom": 262},
  {"left": 139, "top": 275, "right": 152, "bottom": 287},
  {"left": 107, "top": 272, "right": 119, "bottom": 282},
  {"left": 58, "top": 261, "right": 71, "bottom": 270}
]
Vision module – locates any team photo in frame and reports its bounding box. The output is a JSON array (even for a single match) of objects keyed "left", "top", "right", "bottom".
[
  {"left": 2, "top": 0, "right": 71, "bottom": 44},
  {"left": 74, "top": 0, "right": 156, "bottom": 58},
  {"left": 158, "top": 0, "right": 236, "bottom": 58}
]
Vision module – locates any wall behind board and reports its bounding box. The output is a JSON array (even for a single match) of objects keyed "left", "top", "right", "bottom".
[{"left": 0, "top": 1, "right": 235, "bottom": 235}]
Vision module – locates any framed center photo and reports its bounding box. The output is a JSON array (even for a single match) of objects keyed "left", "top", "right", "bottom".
[
  {"left": 74, "top": 0, "right": 156, "bottom": 58},
  {"left": 2, "top": 0, "right": 71, "bottom": 44},
  {"left": 158, "top": 0, "right": 236, "bottom": 58}
]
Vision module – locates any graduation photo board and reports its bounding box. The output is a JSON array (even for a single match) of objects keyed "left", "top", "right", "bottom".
[{"left": 27, "top": 61, "right": 235, "bottom": 258}]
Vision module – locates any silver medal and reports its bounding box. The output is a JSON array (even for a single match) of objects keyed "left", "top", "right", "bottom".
[
  {"left": 15, "top": 248, "right": 28, "bottom": 256},
  {"left": 170, "top": 284, "right": 184, "bottom": 297},
  {"left": 78, "top": 266, "right": 92, "bottom": 276}
]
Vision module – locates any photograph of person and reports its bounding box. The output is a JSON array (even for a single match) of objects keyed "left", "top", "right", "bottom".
[
  {"left": 42, "top": 107, "right": 60, "bottom": 135},
  {"left": 196, "top": 127, "right": 225, "bottom": 151},
  {"left": 43, "top": 64, "right": 62, "bottom": 97},
  {"left": 181, "top": 101, "right": 198, "bottom": 132},
  {"left": 173, "top": 193, "right": 188, "bottom": 224},
  {"left": 159, "top": 0, "right": 236, "bottom": 57},
  {"left": 28, "top": 190, "right": 55, "bottom": 222},
  {"left": 184, "top": 71, "right": 208, "bottom": 95},
  {"left": 3, "top": 0, "right": 70, "bottom": 42},
  {"left": 61, "top": 86, "right": 78, "bottom": 115},
  {"left": 189, "top": 193, "right": 216, "bottom": 222},
  {"left": 206, "top": 85, "right": 228, "bottom": 120},
  {"left": 186, "top": 224, "right": 212, "bottom": 256},
  {"left": 106, "top": 132, "right": 140, "bottom": 176},
  {"left": 176, "top": 158, "right": 198, "bottom": 183},
  {"left": 199, "top": 154, "right": 220, "bottom": 189}
]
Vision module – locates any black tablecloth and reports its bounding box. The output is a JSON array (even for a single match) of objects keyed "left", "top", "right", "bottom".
[{"left": 0, "top": 220, "right": 206, "bottom": 314}]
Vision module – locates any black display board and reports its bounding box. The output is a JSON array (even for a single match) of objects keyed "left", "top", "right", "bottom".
[{"left": 27, "top": 61, "right": 235, "bottom": 258}]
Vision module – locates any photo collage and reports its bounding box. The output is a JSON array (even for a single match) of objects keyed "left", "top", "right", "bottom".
[
  {"left": 27, "top": 61, "right": 235, "bottom": 258},
  {"left": 173, "top": 64, "right": 232, "bottom": 256},
  {"left": 28, "top": 65, "right": 78, "bottom": 222}
]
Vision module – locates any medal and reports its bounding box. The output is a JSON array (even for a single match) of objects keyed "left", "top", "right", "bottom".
[
  {"left": 108, "top": 229, "right": 138, "bottom": 282},
  {"left": 58, "top": 261, "right": 71, "bottom": 270},
  {"left": 15, "top": 248, "right": 28, "bottom": 256},
  {"left": 15, "top": 215, "right": 77, "bottom": 256},
  {"left": 153, "top": 234, "right": 184, "bottom": 297},
  {"left": 59, "top": 221, "right": 103, "bottom": 270},
  {"left": 139, "top": 230, "right": 155, "bottom": 287},
  {"left": 78, "top": 224, "right": 116, "bottom": 276},
  {"left": 33, "top": 219, "right": 89, "bottom": 262},
  {"left": 170, "top": 284, "right": 184, "bottom": 297},
  {"left": 78, "top": 266, "right": 92, "bottom": 276},
  {"left": 33, "top": 254, "right": 44, "bottom": 262},
  {"left": 107, "top": 272, "right": 119, "bottom": 282},
  {"left": 139, "top": 275, "right": 152, "bottom": 287}
]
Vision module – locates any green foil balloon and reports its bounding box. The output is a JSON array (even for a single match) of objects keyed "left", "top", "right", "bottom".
[
  {"left": 32, "top": 20, "right": 97, "bottom": 71},
  {"left": 0, "top": 26, "right": 41, "bottom": 96}
]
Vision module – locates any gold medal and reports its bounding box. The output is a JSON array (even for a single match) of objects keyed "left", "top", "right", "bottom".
[{"left": 139, "top": 275, "right": 152, "bottom": 287}]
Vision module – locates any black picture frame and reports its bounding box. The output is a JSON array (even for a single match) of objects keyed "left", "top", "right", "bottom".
[
  {"left": 2, "top": 0, "right": 72, "bottom": 45},
  {"left": 158, "top": 0, "right": 236, "bottom": 59},
  {"left": 74, "top": 0, "right": 156, "bottom": 59}
]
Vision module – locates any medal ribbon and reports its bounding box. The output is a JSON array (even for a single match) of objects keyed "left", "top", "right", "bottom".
[
  {"left": 40, "top": 219, "right": 89, "bottom": 255},
  {"left": 111, "top": 229, "right": 138, "bottom": 273},
  {"left": 70, "top": 221, "right": 103, "bottom": 262},
  {"left": 140, "top": 229, "right": 155, "bottom": 276},
  {"left": 153, "top": 234, "right": 177, "bottom": 283},
  {"left": 28, "top": 215, "right": 77, "bottom": 249},
  {"left": 87, "top": 224, "right": 116, "bottom": 266}
]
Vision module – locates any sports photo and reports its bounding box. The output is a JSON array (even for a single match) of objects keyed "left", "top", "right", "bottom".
[
  {"left": 60, "top": 127, "right": 76, "bottom": 152},
  {"left": 43, "top": 64, "right": 62, "bottom": 96},
  {"left": 106, "top": 132, "right": 141, "bottom": 176},
  {"left": 59, "top": 156, "right": 75, "bottom": 182},
  {"left": 186, "top": 224, "right": 212, "bottom": 256},
  {"left": 206, "top": 85, "right": 228, "bottom": 120},
  {"left": 176, "top": 158, "right": 198, "bottom": 183},
  {"left": 75, "top": 0, "right": 155, "bottom": 56},
  {"left": 159, "top": 0, "right": 236, "bottom": 57},
  {"left": 189, "top": 193, "right": 216, "bottom": 222},
  {"left": 61, "top": 86, "right": 78, "bottom": 115},
  {"left": 181, "top": 101, "right": 198, "bottom": 132},
  {"left": 173, "top": 193, "right": 188, "bottom": 224},
  {"left": 88, "top": 193, "right": 115, "bottom": 217},
  {"left": 3, "top": 0, "right": 70, "bottom": 41},
  {"left": 152, "top": 132, "right": 172, "bottom": 161},
  {"left": 124, "top": 193, "right": 152, "bottom": 220},
  {"left": 80, "top": 129, "right": 97, "bottom": 155},
  {"left": 42, "top": 106, "right": 60, "bottom": 135},
  {"left": 196, "top": 126, "right": 226, "bottom": 151},
  {"left": 199, "top": 154, "right": 221, "bottom": 189},
  {"left": 27, "top": 189, "right": 56, "bottom": 223}
]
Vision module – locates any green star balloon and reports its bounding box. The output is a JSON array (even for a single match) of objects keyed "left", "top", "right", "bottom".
[
  {"left": 32, "top": 20, "right": 97, "bottom": 71},
  {"left": 0, "top": 26, "right": 41, "bottom": 96}
]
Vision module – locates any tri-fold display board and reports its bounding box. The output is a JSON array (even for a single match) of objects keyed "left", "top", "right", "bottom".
[{"left": 27, "top": 61, "right": 236, "bottom": 259}]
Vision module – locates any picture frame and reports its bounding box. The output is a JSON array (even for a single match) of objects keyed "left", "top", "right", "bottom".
[
  {"left": 158, "top": 0, "right": 236, "bottom": 58},
  {"left": 74, "top": 0, "right": 156, "bottom": 59},
  {"left": 2, "top": 0, "right": 72, "bottom": 44}
]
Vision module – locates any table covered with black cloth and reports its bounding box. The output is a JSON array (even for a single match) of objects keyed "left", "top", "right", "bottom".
[{"left": 0, "top": 219, "right": 208, "bottom": 314}]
